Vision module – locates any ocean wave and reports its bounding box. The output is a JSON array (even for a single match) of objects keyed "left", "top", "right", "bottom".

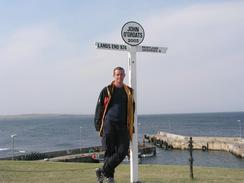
[{"left": 0, "top": 148, "right": 9, "bottom": 151}]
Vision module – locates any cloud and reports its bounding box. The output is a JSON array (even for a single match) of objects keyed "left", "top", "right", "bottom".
[
  {"left": 82, "top": 1, "right": 244, "bottom": 114},
  {"left": 137, "top": 1, "right": 244, "bottom": 113},
  {"left": 1, "top": 1, "right": 244, "bottom": 115},
  {"left": 84, "top": 1, "right": 244, "bottom": 114},
  {"left": 0, "top": 23, "right": 83, "bottom": 114}
]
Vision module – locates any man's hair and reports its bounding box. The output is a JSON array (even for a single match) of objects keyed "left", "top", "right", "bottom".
[{"left": 113, "top": 66, "right": 125, "bottom": 75}]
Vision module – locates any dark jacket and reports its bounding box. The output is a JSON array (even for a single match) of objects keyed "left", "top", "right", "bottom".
[{"left": 94, "top": 81, "right": 135, "bottom": 140}]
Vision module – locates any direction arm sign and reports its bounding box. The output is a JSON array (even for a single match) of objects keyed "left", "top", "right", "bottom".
[
  {"left": 96, "top": 42, "right": 167, "bottom": 54},
  {"left": 95, "top": 42, "right": 128, "bottom": 51},
  {"left": 136, "top": 45, "right": 168, "bottom": 53}
]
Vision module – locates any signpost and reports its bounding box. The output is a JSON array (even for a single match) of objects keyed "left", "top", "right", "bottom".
[
  {"left": 121, "top": 21, "right": 145, "bottom": 46},
  {"left": 95, "top": 21, "right": 168, "bottom": 183}
]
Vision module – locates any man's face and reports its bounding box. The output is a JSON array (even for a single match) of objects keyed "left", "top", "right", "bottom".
[{"left": 113, "top": 69, "right": 125, "bottom": 84}]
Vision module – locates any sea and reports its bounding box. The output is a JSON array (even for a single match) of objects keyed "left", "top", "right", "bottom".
[{"left": 0, "top": 112, "right": 244, "bottom": 168}]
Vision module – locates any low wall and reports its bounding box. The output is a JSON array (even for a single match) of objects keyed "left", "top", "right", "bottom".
[
  {"left": 0, "top": 146, "right": 103, "bottom": 160},
  {"left": 0, "top": 144, "right": 156, "bottom": 161},
  {"left": 146, "top": 131, "right": 244, "bottom": 158}
]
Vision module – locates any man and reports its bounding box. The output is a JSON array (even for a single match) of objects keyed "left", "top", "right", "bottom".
[{"left": 94, "top": 66, "right": 135, "bottom": 183}]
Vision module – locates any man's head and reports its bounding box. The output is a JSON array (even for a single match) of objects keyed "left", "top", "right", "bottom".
[{"left": 113, "top": 66, "right": 125, "bottom": 87}]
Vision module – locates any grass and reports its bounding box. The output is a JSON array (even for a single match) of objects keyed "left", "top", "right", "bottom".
[{"left": 0, "top": 160, "right": 244, "bottom": 183}]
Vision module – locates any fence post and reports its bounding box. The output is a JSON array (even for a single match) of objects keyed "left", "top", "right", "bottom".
[{"left": 188, "top": 137, "right": 194, "bottom": 179}]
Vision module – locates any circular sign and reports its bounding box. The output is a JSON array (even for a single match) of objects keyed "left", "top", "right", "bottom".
[{"left": 121, "top": 21, "right": 145, "bottom": 46}]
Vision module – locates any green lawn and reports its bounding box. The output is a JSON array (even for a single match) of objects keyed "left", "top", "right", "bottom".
[{"left": 0, "top": 160, "right": 243, "bottom": 183}]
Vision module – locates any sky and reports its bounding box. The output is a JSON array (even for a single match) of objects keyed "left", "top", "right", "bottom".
[{"left": 0, "top": 0, "right": 244, "bottom": 115}]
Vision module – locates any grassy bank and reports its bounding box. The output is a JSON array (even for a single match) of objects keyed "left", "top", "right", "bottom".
[{"left": 0, "top": 161, "right": 243, "bottom": 183}]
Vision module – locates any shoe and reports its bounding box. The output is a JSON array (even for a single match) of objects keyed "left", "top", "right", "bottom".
[
  {"left": 106, "top": 177, "right": 115, "bottom": 183},
  {"left": 95, "top": 168, "right": 104, "bottom": 183}
]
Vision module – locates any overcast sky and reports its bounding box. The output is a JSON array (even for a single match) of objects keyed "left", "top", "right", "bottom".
[{"left": 0, "top": 0, "right": 243, "bottom": 115}]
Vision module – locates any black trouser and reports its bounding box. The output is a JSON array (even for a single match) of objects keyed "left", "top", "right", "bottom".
[{"left": 102, "top": 119, "right": 130, "bottom": 178}]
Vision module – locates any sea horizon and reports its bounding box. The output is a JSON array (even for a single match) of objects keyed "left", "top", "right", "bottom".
[{"left": 1, "top": 110, "right": 244, "bottom": 118}]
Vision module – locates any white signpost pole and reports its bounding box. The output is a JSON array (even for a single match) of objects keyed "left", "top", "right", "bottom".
[
  {"left": 95, "top": 21, "right": 167, "bottom": 183},
  {"left": 128, "top": 46, "right": 139, "bottom": 183}
]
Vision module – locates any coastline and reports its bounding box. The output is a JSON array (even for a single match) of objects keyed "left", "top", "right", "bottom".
[
  {"left": 1, "top": 112, "right": 244, "bottom": 168},
  {"left": 145, "top": 131, "right": 244, "bottom": 158}
]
